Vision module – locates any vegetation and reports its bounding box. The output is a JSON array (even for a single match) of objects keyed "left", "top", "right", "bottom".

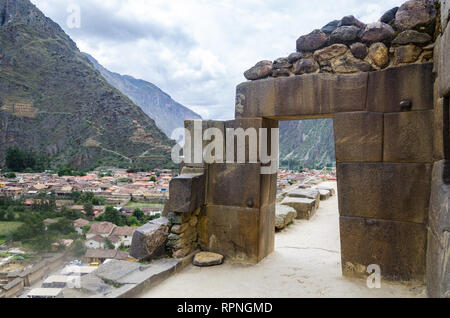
[
  {"left": 58, "top": 167, "right": 87, "bottom": 177},
  {"left": 5, "top": 147, "right": 50, "bottom": 173}
]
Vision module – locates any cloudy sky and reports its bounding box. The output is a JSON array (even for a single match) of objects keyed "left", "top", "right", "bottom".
[{"left": 31, "top": 0, "right": 405, "bottom": 120}]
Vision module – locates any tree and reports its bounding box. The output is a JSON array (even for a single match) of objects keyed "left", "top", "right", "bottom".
[
  {"left": 48, "top": 218, "right": 75, "bottom": 235},
  {"left": 132, "top": 208, "right": 144, "bottom": 221},
  {"left": 104, "top": 238, "right": 115, "bottom": 250},
  {"left": 103, "top": 207, "right": 123, "bottom": 226},
  {"left": 126, "top": 216, "right": 139, "bottom": 226},
  {"left": 6, "top": 206, "right": 15, "bottom": 221},
  {"left": 84, "top": 202, "right": 94, "bottom": 219},
  {"left": 70, "top": 239, "right": 86, "bottom": 257}
]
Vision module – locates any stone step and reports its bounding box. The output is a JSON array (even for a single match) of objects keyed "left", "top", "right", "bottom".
[
  {"left": 281, "top": 197, "right": 317, "bottom": 220},
  {"left": 287, "top": 189, "right": 320, "bottom": 210}
]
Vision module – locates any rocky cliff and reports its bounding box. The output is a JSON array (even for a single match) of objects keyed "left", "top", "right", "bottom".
[
  {"left": 84, "top": 53, "right": 202, "bottom": 138},
  {"left": 0, "top": 0, "right": 175, "bottom": 170}
]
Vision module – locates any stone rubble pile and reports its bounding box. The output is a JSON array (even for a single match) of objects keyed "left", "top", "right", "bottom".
[
  {"left": 166, "top": 208, "right": 201, "bottom": 259},
  {"left": 244, "top": 0, "right": 438, "bottom": 80}
]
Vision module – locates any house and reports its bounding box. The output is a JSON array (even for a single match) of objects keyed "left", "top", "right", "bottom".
[
  {"left": 84, "top": 249, "right": 132, "bottom": 264},
  {"left": 73, "top": 218, "right": 90, "bottom": 235},
  {"left": 111, "top": 226, "right": 136, "bottom": 247},
  {"left": 86, "top": 222, "right": 116, "bottom": 239},
  {"left": 85, "top": 234, "right": 121, "bottom": 249}
]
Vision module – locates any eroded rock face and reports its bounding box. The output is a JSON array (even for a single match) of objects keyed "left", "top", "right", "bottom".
[
  {"left": 293, "top": 58, "right": 319, "bottom": 75},
  {"left": 330, "top": 25, "right": 360, "bottom": 44},
  {"left": 244, "top": 61, "right": 273, "bottom": 80},
  {"left": 392, "top": 30, "right": 432, "bottom": 45},
  {"left": 395, "top": 0, "right": 437, "bottom": 31},
  {"left": 360, "top": 22, "right": 395, "bottom": 44},
  {"left": 350, "top": 42, "right": 368, "bottom": 59},
  {"left": 368, "top": 42, "right": 390, "bottom": 68},
  {"left": 296, "top": 29, "right": 328, "bottom": 52},
  {"left": 130, "top": 218, "right": 169, "bottom": 260}
]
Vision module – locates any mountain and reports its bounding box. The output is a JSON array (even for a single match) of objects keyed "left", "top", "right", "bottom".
[
  {"left": 0, "top": 0, "right": 175, "bottom": 170},
  {"left": 84, "top": 53, "right": 202, "bottom": 138},
  {"left": 279, "top": 119, "right": 336, "bottom": 170}
]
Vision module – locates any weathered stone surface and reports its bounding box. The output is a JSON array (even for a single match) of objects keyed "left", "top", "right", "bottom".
[
  {"left": 296, "top": 29, "right": 328, "bottom": 52},
  {"left": 337, "top": 163, "right": 432, "bottom": 223},
  {"left": 287, "top": 52, "right": 303, "bottom": 64},
  {"left": 442, "top": 0, "right": 450, "bottom": 30},
  {"left": 438, "top": 22, "right": 450, "bottom": 98},
  {"left": 433, "top": 96, "right": 447, "bottom": 161},
  {"left": 380, "top": 7, "right": 399, "bottom": 24},
  {"left": 321, "top": 20, "right": 340, "bottom": 34},
  {"left": 235, "top": 78, "right": 276, "bottom": 118},
  {"left": 224, "top": 118, "right": 264, "bottom": 163},
  {"left": 428, "top": 160, "right": 450, "bottom": 238},
  {"left": 319, "top": 189, "right": 332, "bottom": 200},
  {"left": 130, "top": 218, "right": 169, "bottom": 260},
  {"left": 317, "top": 186, "right": 336, "bottom": 196},
  {"left": 271, "top": 68, "right": 291, "bottom": 78},
  {"left": 368, "top": 42, "right": 389, "bottom": 68},
  {"left": 426, "top": 228, "right": 450, "bottom": 298},
  {"left": 293, "top": 58, "right": 319, "bottom": 75},
  {"left": 313, "top": 44, "right": 348, "bottom": 66},
  {"left": 360, "top": 22, "right": 395, "bottom": 44},
  {"left": 339, "top": 15, "right": 366, "bottom": 29},
  {"left": 340, "top": 216, "right": 427, "bottom": 281},
  {"left": 167, "top": 174, "right": 205, "bottom": 213},
  {"left": 384, "top": 111, "right": 433, "bottom": 163},
  {"left": 392, "top": 30, "right": 432, "bottom": 45},
  {"left": 330, "top": 26, "right": 360, "bottom": 44},
  {"left": 94, "top": 260, "right": 141, "bottom": 283},
  {"left": 273, "top": 57, "right": 292, "bottom": 69},
  {"left": 395, "top": 0, "right": 437, "bottom": 31},
  {"left": 193, "top": 252, "right": 224, "bottom": 267},
  {"left": 331, "top": 51, "right": 372, "bottom": 73},
  {"left": 167, "top": 211, "right": 192, "bottom": 225},
  {"left": 207, "top": 163, "right": 261, "bottom": 209},
  {"left": 244, "top": 61, "right": 272, "bottom": 80},
  {"left": 366, "top": 63, "right": 433, "bottom": 112},
  {"left": 171, "top": 223, "right": 190, "bottom": 235},
  {"left": 393, "top": 44, "right": 422, "bottom": 64},
  {"left": 275, "top": 205, "right": 297, "bottom": 230},
  {"left": 350, "top": 42, "right": 368, "bottom": 59},
  {"left": 287, "top": 189, "right": 320, "bottom": 210},
  {"left": 281, "top": 197, "right": 316, "bottom": 220}
]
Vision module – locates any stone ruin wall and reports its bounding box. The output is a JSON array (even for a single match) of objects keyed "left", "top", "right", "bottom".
[{"left": 161, "top": 0, "right": 449, "bottom": 298}]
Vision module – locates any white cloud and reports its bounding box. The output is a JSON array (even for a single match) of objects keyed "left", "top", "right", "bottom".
[{"left": 31, "top": 0, "right": 405, "bottom": 120}]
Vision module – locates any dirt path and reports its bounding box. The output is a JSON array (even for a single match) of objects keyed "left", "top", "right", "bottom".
[{"left": 141, "top": 182, "right": 426, "bottom": 298}]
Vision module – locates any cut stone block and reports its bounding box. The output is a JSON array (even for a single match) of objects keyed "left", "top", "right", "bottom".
[
  {"left": 337, "top": 163, "right": 432, "bottom": 223},
  {"left": 340, "top": 216, "right": 427, "bottom": 282},
  {"left": 334, "top": 112, "right": 383, "bottom": 162},
  {"left": 193, "top": 252, "right": 224, "bottom": 267},
  {"left": 366, "top": 63, "right": 433, "bottom": 113},
  {"left": 130, "top": 218, "right": 169, "bottom": 260},
  {"left": 275, "top": 205, "right": 297, "bottom": 230},
  {"left": 287, "top": 189, "right": 320, "bottom": 210},
  {"left": 167, "top": 174, "right": 206, "bottom": 213},
  {"left": 317, "top": 186, "right": 336, "bottom": 196},
  {"left": 426, "top": 228, "right": 450, "bottom": 298},
  {"left": 318, "top": 189, "right": 332, "bottom": 200},
  {"left": 281, "top": 197, "right": 317, "bottom": 220},
  {"left": 438, "top": 24, "right": 450, "bottom": 97},
  {"left": 384, "top": 111, "right": 433, "bottom": 163}
]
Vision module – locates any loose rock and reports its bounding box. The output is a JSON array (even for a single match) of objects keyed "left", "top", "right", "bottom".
[
  {"left": 275, "top": 205, "right": 297, "bottom": 230},
  {"left": 321, "top": 20, "right": 340, "bottom": 34},
  {"left": 392, "top": 30, "right": 432, "bottom": 45},
  {"left": 313, "top": 44, "right": 348, "bottom": 66},
  {"left": 287, "top": 52, "right": 303, "bottom": 64},
  {"left": 380, "top": 7, "right": 399, "bottom": 24},
  {"left": 395, "top": 0, "right": 437, "bottom": 31},
  {"left": 244, "top": 60, "right": 272, "bottom": 80},
  {"left": 272, "top": 68, "right": 291, "bottom": 77},
  {"left": 331, "top": 52, "right": 372, "bottom": 73},
  {"left": 296, "top": 29, "right": 328, "bottom": 52},
  {"left": 339, "top": 15, "right": 366, "bottom": 29},
  {"left": 394, "top": 44, "right": 423, "bottom": 64},
  {"left": 293, "top": 58, "right": 319, "bottom": 75},
  {"left": 368, "top": 42, "right": 389, "bottom": 68},
  {"left": 360, "top": 22, "right": 395, "bottom": 44},
  {"left": 193, "top": 252, "right": 224, "bottom": 267},
  {"left": 273, "top": 57, "right": 292, "bottom": 69},
  {"left": 330, "top": 26, "right": 360, "bottom": 44},
  {"left": 350, "top": 42, "right": 368, "bottom": 59}
]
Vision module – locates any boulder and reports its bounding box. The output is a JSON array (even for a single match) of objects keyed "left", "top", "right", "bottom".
[
  {"left": 321, "top": 20, "right": 340, "bottom": 34},
  {"left": 350, "top": 42, "right": 368, "bottom": 59},
  {"left": 393, "top": 44, "right": 423, "bottom": 64},
  {"left": 339, "top": 15, "right": 366, "bottom": 29},
  {"left": 368, "top": 42, "right": 389, "bottom": 68},
  {"left": 392, "top": 30, "right": 432, "bottom": 45},
  {"left": 380, "top": 7, "right": 399, "bottom": 24},
  {"left": 330, "top": 26, "right": 360, "bottom": 44},
  {"left": 360, "top": 22, "right": 395, "bottom": 44},
  {"left": 395, "top": 0, "right": 437, "bottom": 31},
  {"left": 272, "top": 68, "right": 291, "bottom": 78},
  {"left": 193, "top": 252, "right": 224, "bottom": 267},
  {"left": 130, "top": 218, "right": 169, "bottom": 260},
  {"left": 287, "top": 52, "right": 303, "bottom": 64},
  {"left": 281, "top": 197, "right": 317, "bottom": 220},
  {"left": 275, "top": 205, "right": 297, "bottom": 230},
  {"left": 293, "top": 58, "right": 319, "bottom": 75},
  {"left": 313, "top": 44, "right": 348, "bottom": 66},
  {"left": 244, "top": 60, "right": 273, "bottom": 80},
  {"left": 296, "top": 29, "right": 328, "bottom": 52},
  {"left": 331, "top": 51, "right": 372, "bottom": 73},
  {"left": 273, "top": 57, "right": 292, "bottom": 69}
]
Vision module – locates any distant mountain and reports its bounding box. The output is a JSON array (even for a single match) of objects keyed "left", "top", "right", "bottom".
[
  {"left": 84, "top": 53, "right": 202, "bottom": 138},
  {"left": 0, "top": 0, "right": 175, "bottom": 170},
  {"left": 279, "top": 120, "right": 336, "bottom": 169}
]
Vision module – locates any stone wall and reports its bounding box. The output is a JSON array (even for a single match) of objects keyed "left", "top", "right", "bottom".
[{"left": 426, "top": 0, "right": 450, "bottom": 298}]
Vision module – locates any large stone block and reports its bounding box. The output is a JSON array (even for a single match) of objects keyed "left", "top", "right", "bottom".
[
  {"left": 426, "top": 229, "right": 450, "bottom": 298},
  {"left": 340, "top": 216, "right": 427, "bottom": 282},
  {"left": 236, "top": 73, "right": 367, "bottom": 119},
  {"left": 184, "top": 120, "right": 225, "bottom": 165},
  {"left": 442, "top": 0, "right": 450, "bottom": 31},
  {"left": 275, "top": 205, "right": 297, "bottom": 230},
  {"left": 366, "top": 63, "right": 434, "bottom": 113},
  {"left": 334, "top": 112, "right": 383, "bottom": 162},
  {"left": 428, "top": 160, "right": 450, "bottom": 237},
  {"left": 384, "top": 111, "right": 434, "bottom": 163},
  {"left": 130, "top": 218, "right": 169, "bottom": 260},
  {"left": 167, "top": 174, "right": 205, "bottom": 213},
  {"left": 207, "top": 163, "right": 261, "bottom": 208},
  {"left": 438, "top": 22, "right": 450, "bottom": 98},
  {"left": 337, "top": 163, "right": 432, "bottom": 223},
  {"left": 287, "top": 189, "right": 320, "bottom": 210},
  {"left": 260, "top": 172, "right": 277, "bottom": 208},
  {"left": 258, "top": 203, "right": 275, "bottom": 260},
  {"left": 281, "top": 197, "right": 317, "bottom": 220},
  {"left": 200, "top": 205, "right": 261, "bottom": 264},
  {"left": 224, "top": 118, "right": 263, "bottom": 163}
]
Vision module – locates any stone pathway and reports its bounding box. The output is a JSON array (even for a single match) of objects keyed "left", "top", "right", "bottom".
[{"left": 141, "top": 182, "right": 426, "bottom": 298}]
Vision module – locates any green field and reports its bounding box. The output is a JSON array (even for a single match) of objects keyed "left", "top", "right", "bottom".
[
  {"left": 0, "top": 221, "right": 24, "bottom": 237},
  {"left": 125, "top": 202, "right": 164, "bottom": 208}
]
